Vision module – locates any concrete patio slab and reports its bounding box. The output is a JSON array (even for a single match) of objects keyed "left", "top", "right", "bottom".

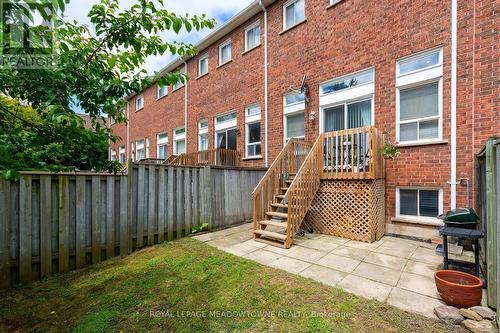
[
  {"left": 316, "top": 253, "right": 361, "bottom": 273},
  {"left": 397, "top": 271, "right": 439, "bottom": 298},
  {"left": 194, "top": 223, "right": 479, "bottom": 319},
  {"left": 352, "top": 262, "right": 402, "bottom": 286},
  {"left": 299, "top": 264, "right": 347, "bottom": 287},
  {"left": 286, "top": 245, "right": 328, "bottom": 263},
  {"left": 363, "top": 252, "right": 407, "bottom": 271},
  {"left": 269, "top": 256, "right": 312, "bottom": 274},
  {"left": 387, "top": 287, "right": 445, "bottom": 318},
  {"left": 338, "top": 275, "right": 392, "bottom": 302},
  {"left": 330, "top": 245, "right": 370, "bottom": 261},
  {"left": 299, "top": 238, "right": 340, "bottom": 252},
  {"left": 244, "top": 249, "right": 283, "bottom": 265}
]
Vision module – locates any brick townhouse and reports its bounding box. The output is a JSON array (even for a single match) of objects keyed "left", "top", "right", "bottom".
[{"left": 109, "top": 0, "right": 498, "bottom": 239}]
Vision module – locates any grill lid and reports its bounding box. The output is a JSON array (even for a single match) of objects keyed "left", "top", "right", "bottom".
[{"left": 439, "top": 208, "right": 480, "bottom": 223}]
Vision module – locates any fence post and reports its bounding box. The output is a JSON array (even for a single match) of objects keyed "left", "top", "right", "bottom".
[
  {"left": 486, "top": 140, "right": 497, "bottom": 307},
  {"left": 0, "top": 180, "right": 10, "bottom": 288},
  {"left": 202, "top": 166, "right": 213, "bottom": 229}
]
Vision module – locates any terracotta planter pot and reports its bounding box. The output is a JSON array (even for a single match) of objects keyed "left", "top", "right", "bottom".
[{"left": 434, "top": 270, "right": 483, "bottom": 308}]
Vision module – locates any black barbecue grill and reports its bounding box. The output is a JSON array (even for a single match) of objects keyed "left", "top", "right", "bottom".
[{"left": 438, "top": 208, "right": 480, "bottom": 229}]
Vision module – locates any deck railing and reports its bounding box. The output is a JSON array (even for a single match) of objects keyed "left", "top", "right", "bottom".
[
  {"left": 321, "top": 126, "right": 385, "bottom": 180},
  {"left": 252, "top": 139, "right": 312, "bottom": 231},
  {"left": 136, "top": 158, "right": 166, "bottom": 165},
  {"left": 170, "top": 148, "right": 240, "bottom": 167},
  {"left": 284, "top": 135, "right": 323, "bottom": 247}
]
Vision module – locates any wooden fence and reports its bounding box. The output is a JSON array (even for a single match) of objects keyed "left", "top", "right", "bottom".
[{"left": 0, "top": 165, "right": 265, "bottom": 288}]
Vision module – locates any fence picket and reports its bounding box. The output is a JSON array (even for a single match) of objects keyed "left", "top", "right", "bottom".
[
  {"left": 119, "top": 175, "right": 129, "bottom": 257},
  {"left": 106, "top": 176, "right": 115, "bottom": 259},
  {"left": 58, "top": 176, "right": 70, "bottom": 273},
  {"left": 137, "top": 165, "right": 145, "bottom": 247},
  {"left": 91, "top": 176, "right": 101, "bottom": 264},
  {"left": 75, "top": 176, "right": 86, "bottom": 268},
  {"left": 148, "top": 166, "right": 156, "bottom": 245},
  {"left": 19, "top": 175, "right": 32, "bottom": 283},
  {"left": 167, "top": 167, "right": 175, "bottom": 241},
  {"left": 158, "top": 166, "right": 166, "bottom": 243},
  {"left": 0, "top": 180, "right": 11, "bottom": 288},
  {"left": 40, "top": 175, "right": 52, "bottom": 277}
]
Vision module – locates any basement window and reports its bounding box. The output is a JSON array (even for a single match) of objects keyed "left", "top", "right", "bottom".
[{"left": 396, "top": 188, "right": 442, "bottom": 219}]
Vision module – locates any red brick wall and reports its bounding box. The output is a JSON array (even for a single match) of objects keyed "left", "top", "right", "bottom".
[{"left": 109, "top": 0, "right": 498, "bottom": 225}]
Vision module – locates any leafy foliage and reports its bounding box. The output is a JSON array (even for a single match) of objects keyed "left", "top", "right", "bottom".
[{"left": 0, "top": 0, "right": 215, "bottom": 179}]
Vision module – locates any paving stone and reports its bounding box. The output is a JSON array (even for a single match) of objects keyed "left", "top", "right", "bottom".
[
  {"left": 374, "top": 240, "right": 418, "bottom": 258},
  {"left": 387, "top": 287, "right": 444, "bottom": 318},
  {"left": 469, "top": 306, "right": 496, "bottom": 320},
  {"left": 263, "top": 245, "right": 292, "bottom": 255},
  {"left": 461, "top": 319, "right": 495, "bottom": 333},
  {"left": 397, "top": 272, "right": 439, "bottom": 298},
  {"left": 269, "top": 256, "right": 311, "bottom": 274},
  {"left": 241, "top": 239, "right": 268, "bottom": 249},
  {"left": 352, "top": 262, "right": 402, "bottom": 286},
  {"left": 316, "top": 253, "right": 361, "bottom": 273},
  {"left": 191, "top": 233, "right": 212, "bottom": 242},
  {"left": 433, "top": 305, "right": 464, "bottom": 324},
  {"left": 409, "top": 247, "right": 443, "bottom": 265},
  {"left": 363, "top": 252, "right": 407, "bottom": 270},
  {"left": 330, "top": 246, "right": 370, "bottom": 261},
  {"left": 317, "top": 234, "right": 350, "bottom": 245},
  {"left": 338, "top": 275, "right": 392, "bottom": 302},
  {"left": 206, "top": 237, "right": 243, "bottom": 250},
  {"left": 460, "top": 308, "right": 483, "bottom": 321},
  {"left": 299, "top": 238, "right": 340, "bottom": 252},
  {"left": 224, "top": 242, "right": 259, "bottom": 256},
  {"left": 344, "top": 239, "right": 383, "bottom": 250},
  {"left": 299, "top": 264, "right": 347, "bottom": 286},
  {"left": 244, "top": 249, "right": 283, "bottom": 265},
  {"left": 286, "top": 246, "right": 328, "bottom": 263},
  {"left": 404, "top": 260, "right": 440, "bottom": 277}
]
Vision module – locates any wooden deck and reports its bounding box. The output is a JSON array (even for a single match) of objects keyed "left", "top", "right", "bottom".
[{"left": 252, "top": 126, "right": 385, "bottom": 248}]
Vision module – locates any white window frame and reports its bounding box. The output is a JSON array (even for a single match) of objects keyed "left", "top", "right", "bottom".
[
  {"left": 110, "top": 148, "right": 117, "bottom": 161},
  {"left": 173, "top": 65, "right": 186, "bottom": 91},
  {"left": 218, "top": 39, "right": 232, "bottom": 66},
  {"left": 244, "top": 21, "right": 261, "bottom": 52},
  {"left": 146, "top": 138, "right": 150, "bottom": 158},
  {"left": 157, "top": 84, "right": 168, "bottom": 99},
  {"left": 214, "top": 111, "right": 237, "bottom": 149},
  {"left": 283, "top": 93, "right": 306, "bottom": 144},
  {"left": 173, "top": 127, "right": 186, "bottom": 155},
  {"left": 283, "top": 0, "right": 305, "bottom": 31},
  {"left": 157, "top": 132, "right": 168, "bottom": 159},
  {"left": 319, "top": 68, "right": 375, "bottom": 133},
  {"left": 396, "top": 187, "right": 443, "bottom": 222},
  {"left": 245, "top": 104, "right": 262, "bottom": 158},
  {"left": 396, "top": 47, "right": 443, "bottom": 145},
  {"left": 135, "top": 95, "right": 144, "bottom": 111},
  {"left": 131, "top": 142, "right": 135, "bottom": 161},
  {"left": 198, "top": 119, "right": 209, "bottom": 150},
  {"left": 198, "top": 53, "right": 209, "bottom": 77},
  {"left": 119, "top": 145, "right": 126, "bottom": 163},
  {"left": 135, "top": 139, "right": 145, "bottom": 161}
]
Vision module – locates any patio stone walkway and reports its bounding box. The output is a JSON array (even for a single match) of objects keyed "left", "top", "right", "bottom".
[{"left": 192, "top": 223, "right": 483, "bottom": 319}]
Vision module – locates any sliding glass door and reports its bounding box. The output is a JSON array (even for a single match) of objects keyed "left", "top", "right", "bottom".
[
  {"left": 324, "top": 99, "right": 372, "bottom": 132},
  {"left": 216, "top": 128, "right": 237, "bottom": 150}
]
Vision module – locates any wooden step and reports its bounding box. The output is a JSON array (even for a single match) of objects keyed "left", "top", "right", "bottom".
[
  {"left": 280, "top": 187, "right": 289, "bottom": 192},
  {"left": 271, "top": 203, "right": 288, "bottom": 209},
  {"left": 259, "top": 220, "right": 287, "bottom": 228},
  {"left": 285, "top": 180, "right": 293, "bottom": 184},
  {"left": 275, "top": 194, "right": 285, "bottom": 200},
  {"left": 253, "top": 237, "right": 286, "bottom": 248},
  {"left": 254, "top": 229, "right": 287, "bottom": 241},
  {"left": 266, "top": 211, "right": 288, "bottom": 219}
]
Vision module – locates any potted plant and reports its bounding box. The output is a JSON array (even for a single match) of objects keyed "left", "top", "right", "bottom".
[{"left": 382, "top": 138, "right": 401, "bottom": 159}]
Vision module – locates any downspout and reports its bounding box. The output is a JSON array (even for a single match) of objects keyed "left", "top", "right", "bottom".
[
  {"left": 450, "top": 0, "right": 458, "bottom": 209},
  {"left": 181, "top": 59, "right": 188, "bottom": 151},
  {"left": 259, "top": 0, "right": 269, "bottom": 167}
]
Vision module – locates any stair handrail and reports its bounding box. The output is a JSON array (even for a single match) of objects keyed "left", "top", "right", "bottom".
[
  {"left": 283, "top": 134, "right": 324, "bottom": 247},
  {"left": 252, "top": 139, "right": 312, "bottom": 232}
]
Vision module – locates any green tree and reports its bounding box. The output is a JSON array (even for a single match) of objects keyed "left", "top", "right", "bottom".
[{"left": 0, "top": 0, "right": 215, "bottom": 179}]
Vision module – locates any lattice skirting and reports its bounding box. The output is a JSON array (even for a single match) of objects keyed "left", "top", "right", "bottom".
[{"left": 303, "top": 180, "right": 385, "bottom": 243}]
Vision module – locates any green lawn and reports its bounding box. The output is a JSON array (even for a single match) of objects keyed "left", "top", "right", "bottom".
[{"left": 0, "top": 238, "right": 463, "bottom": 333}]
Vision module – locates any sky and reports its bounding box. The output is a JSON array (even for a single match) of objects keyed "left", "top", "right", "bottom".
[{"left": 64, "top": 0, "right": 253, "bottom": 74}]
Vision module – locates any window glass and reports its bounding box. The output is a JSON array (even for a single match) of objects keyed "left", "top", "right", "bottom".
[
  {"left": 199, "top": 56, "right": 208, "bottom": 76},
  {"left": 324, "top": 105, "right": 344, "bottom": 132},
  {"left": 175, "top": 127, "right": 185, "bottom": 135},
  {"left": 419, "top": 190, "right": 439, "bottom": 217},
  {"left": 399, "top": 189, "right": 418, "bottom": 216},
  {"left": 284, "top": 92, "right": 305, "bottom": 106},
  {"left": 217, "top": 129, "right": 237, "bottom": 150},
  {"left": 286, "top": 113, "right": 305, "bottom": 139},
  {"left": 400, "top": 83, "right": 439, "bottom": 121},
  {"left": 399, "top": 50, "right": 440, "bottom": 74},
  {"left": 284, "top": 0, "right": 304, "bottom": 29},
  {"left": 158, "top": 84, "right": 167, "bottom": 98},
  {"left": 220, "top": 42, "right": 232, "bottom": 65},
  {"left": 136, "top": 95, "right": 144, "bottom": 110},
  {"left": 175, "top": 140, "right": 185, "bottom": 154},
  {"left": 199, "top": 120, "right": 208, "bottom": 129},
  {"left": 246, "top": 104, "right": 261, "bottom": 116},
  {"left": 400, "top": 123, "right": 418, "bottom": 142},
  {"left": 173, "top": 66, "right": 186, "bottom": 90},
  {"left": 321, "top": 69, "right": 373, "bottom": 95},
  {"left": 199, "top": 133, "right": 208, "bottom": 150},
  {"left": 246, "top": 24, "right": 260, "bottom": 50},
  {"left": 216, "top": 112, "right": 236, "bottom": 124}
]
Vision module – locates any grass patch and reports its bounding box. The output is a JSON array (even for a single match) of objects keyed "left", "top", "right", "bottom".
[{"left": 0, "top": 238, "right": 463, "bottom": 332}]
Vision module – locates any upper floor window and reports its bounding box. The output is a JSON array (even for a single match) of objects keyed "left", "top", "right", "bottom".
[
  {"left": 396, "top": 48, "right": 443, "bottom": 144},
  {"left": 198, "top": 53, "right": 209, "bottom": 77},
  {"left": 283, "top": 0, "right": 305, "bottom": 30},
  {"left": 321, "top": 69, "right": 374, "bottom": 96},
  {"left": 245, "top": 21, "right": 261, "bottom": 51},
  {"left": 173, "top": 65, "right": 186, "bottom": 90},
  {"left": 157, "top": 84, "right": 168, "bottom": 99},
  {"left": 219, "top": 40, "right": 232, "bottom": 66},
  {"left": 135, "top": 95, "right": 144, "bottom": 111}
]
